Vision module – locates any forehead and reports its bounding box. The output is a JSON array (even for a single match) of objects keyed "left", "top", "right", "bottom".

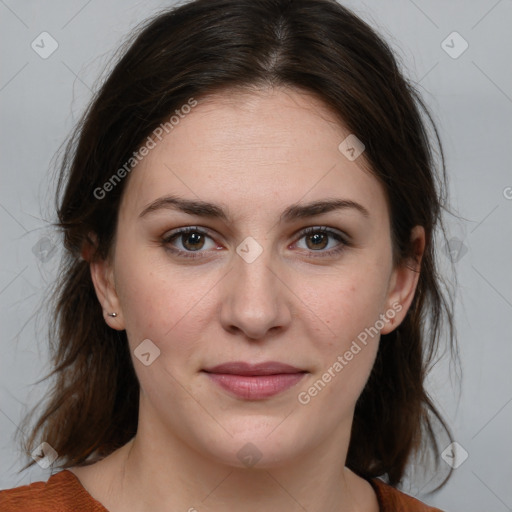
[{"left": 119, "top": 87, "right": 388, "bottom": 224}]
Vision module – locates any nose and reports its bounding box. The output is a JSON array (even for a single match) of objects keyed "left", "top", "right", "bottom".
[{"left": 219, "top": 241, "right": 292, "bottom": 341}]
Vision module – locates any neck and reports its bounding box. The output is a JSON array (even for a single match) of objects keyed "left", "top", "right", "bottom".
[
  {"left": 120, "top": 441, "right": 355, "bottom": 512},
  {"left": 110, "top": 429, "right": 363, "bottom": 511},
  {"left": 79, "top": 400, "right": 378, "bottom": 512}
]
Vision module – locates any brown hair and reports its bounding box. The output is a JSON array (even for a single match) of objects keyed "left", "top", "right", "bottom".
[{"left": 18, "top": 0, "right": 457, "bottom": 489}]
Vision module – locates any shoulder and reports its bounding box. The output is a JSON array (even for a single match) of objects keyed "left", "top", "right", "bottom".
[
  {"left": 0, "top": 470, "right": 108, "bottom": 512},
  {"left": 370, "top": 478, "right": 445, "bottom": 512}
]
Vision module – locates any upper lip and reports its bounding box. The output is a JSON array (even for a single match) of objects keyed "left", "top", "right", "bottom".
[{"left": 203, "top": 361, "right": 306, "bottom": 376}]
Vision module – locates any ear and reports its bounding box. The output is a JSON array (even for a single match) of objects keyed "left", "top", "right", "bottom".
[
  {"left": 86, "top": 242, "right": 125, "bottom": 331},
  {"left": 380, "top": 225, "right": 425, "bottom": 335}
]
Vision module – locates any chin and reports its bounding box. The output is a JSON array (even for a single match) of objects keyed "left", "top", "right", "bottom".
[{"left": 195, "top": 417, "right": 312, "bottom": 470}]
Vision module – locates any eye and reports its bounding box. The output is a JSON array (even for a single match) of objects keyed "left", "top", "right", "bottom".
[
  {"left": 294, "top": 226, "right": 348, "bottom": 257},
  {"left": 161, "top": 225, "right": 349, "bottom": 260},
  {"left": 162, "top": 226, "right": 219, "bottom": 259}
]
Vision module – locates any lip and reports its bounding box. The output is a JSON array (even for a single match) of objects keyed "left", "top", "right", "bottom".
[
  {"left": 202, "top": 361, "right": 307, "bottom": 400},
  {"left": 204, "top": 361, "right": 304, "bottom": 375}
]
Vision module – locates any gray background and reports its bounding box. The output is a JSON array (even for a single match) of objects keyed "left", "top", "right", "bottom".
[{"left": 0, "top": 1, "right": 511, "bottom": 510}]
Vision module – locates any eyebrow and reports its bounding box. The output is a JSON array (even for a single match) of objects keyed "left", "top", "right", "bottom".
[{"left": 138, "top": 194, "right": 370, "bottom": 222}]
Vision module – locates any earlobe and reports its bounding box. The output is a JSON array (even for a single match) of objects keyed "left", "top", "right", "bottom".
[
  {"left": 89, "top": 256, "right": 125, "bottom": 331},
  {"left": 380, "top": 225, "right": 425, "bottom": 335}
]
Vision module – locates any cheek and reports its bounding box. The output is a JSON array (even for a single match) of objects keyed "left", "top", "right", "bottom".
[
  {"left": 119, "top": 273, "right": 204, "bottom": 342},
  {"left": 303, "top": 261, "right": 390, "bottom": 345},
  {"left": 295, "top": 259, "right": 391, "bottom": 399},
  {"left": 113, "top": 239, "right": 206, "bottom": 351},
  {"left": 295, "top": 293, "right": 383, "bottom": 422}
]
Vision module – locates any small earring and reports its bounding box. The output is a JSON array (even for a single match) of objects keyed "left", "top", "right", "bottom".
[{"left": 107, "top": 312, "right": 118, "bottom": 317}]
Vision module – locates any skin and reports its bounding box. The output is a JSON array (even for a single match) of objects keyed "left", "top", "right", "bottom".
[{"left": 70, "top": 86, "right": 425, "bottom": 512}]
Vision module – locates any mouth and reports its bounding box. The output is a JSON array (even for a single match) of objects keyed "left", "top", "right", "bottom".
[{"left": 201, "top": 361, "right": 308, "bottom": 400}]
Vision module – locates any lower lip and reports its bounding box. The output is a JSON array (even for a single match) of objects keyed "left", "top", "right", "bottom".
[{"left": 204, "top": 372, "right": 306, "bottom": 399}]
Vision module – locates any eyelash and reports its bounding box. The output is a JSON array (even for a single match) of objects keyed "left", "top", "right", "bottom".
[{"left": 161, "top": 226, "right": 349, "bottom": 260}]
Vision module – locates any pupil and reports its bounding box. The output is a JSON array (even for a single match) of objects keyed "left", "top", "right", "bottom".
[
  {"left": 184, "top": 232, "right": 203, "bottom": 250},
  {"left": 308, "top": 233, "right": 327, "bottom": 250}
]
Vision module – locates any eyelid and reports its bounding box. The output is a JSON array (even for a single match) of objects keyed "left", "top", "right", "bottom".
[
  {"left": 161, "top": 225, "right": 217, "bottom": 249},
  {"left": 161, "top": 225, "right": 213, "bottom": 240},
  {"left": 161, "top": 225, "right": 350, "bottom": 258},
  {"left": 297, "top": 225, "right": 349, "bottom": 242}
]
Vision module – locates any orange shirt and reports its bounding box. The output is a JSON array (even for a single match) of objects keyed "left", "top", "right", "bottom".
[{"left": 0, "top": 470, "right": 444, "bottom": 511}]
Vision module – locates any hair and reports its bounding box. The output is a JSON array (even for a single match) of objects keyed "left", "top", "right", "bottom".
[{"left": 18, "top": 0, "right": 457, "bottom": 490}]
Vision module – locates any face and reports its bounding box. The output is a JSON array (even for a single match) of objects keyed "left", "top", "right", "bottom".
[{"left": 92, "top": 87, "right": 423, "bottom": 469}]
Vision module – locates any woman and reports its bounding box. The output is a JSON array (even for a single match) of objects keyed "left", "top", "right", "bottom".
[{"left": 1, "top": 0, "right": 456, "bottom": 510}]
